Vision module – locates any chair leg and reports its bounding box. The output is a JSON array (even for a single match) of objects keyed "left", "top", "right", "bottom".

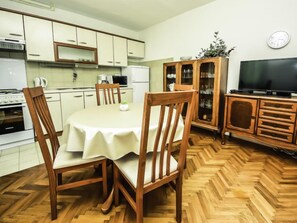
[
  {"left": 49, "top": 183, "right": 57, "bottom": 220},
  {"left": 102, "top": 160, "right": 108, "bottom": 199},
  {"left": 176, "top": 176, "right": 182, "bottom": 223},
  {"left": 113, "top": 164, "right": 120, "bottom": 206},
  {"left": 136, "top": 193, "right": 143, "bottom": 223}
]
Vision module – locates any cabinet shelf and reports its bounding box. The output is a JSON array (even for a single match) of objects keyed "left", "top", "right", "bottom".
[{"left": 54, "top": 42, "right": 98, "bottom": 64}]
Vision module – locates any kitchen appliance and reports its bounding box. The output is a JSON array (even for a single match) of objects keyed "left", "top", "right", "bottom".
[
  {"left": 0, "top": 37, "right": 26, "bottom": 51},
  {"left": 34, "top": 77, "right": 48, "bottom": 88},
  {"left": 121, "top": 66, "right": 150, "bottom": 103},
  {"left": 0, "top": 58, "right": 34, "bottom": 150},
  {"left": 112, "top": 75, "right": 128, "bottom": 87},
  {"left": 97, "top": 74, "right": 113, "bottom": 84}
]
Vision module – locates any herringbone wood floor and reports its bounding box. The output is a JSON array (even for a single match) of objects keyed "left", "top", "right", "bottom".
[{"left": 1, "top": 128, "right": 297, "bottom": 223}]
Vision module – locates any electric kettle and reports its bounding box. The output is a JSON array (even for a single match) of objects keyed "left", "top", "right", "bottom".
[{"left": 34, "top": 77, "right": 48, "bottom": 88}]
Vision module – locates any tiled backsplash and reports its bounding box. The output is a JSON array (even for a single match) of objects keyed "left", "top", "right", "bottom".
[{"left": 26, "top": 62, "right": 120, "bottom": 89}]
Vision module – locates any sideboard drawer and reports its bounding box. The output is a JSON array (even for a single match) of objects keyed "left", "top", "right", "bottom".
[
  {"left": 257, "top": 128, "right": 293, "bottom": 143},
  {"left": 260, "top": 100, "right": 297, "bottom": 112},
  {"left": 258, "top": 118, "right": 295, "bottom": 133},
  {"left": 259, "top": 109, "right": 296, "bottom": 123}
]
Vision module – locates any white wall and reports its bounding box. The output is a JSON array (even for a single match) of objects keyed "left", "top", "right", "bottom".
[
  {"left": 1, "top": 0, "right": 139, "bottom": 39},
  {"left": 140, "top": 0, "right": 297, "bottom": 91}
]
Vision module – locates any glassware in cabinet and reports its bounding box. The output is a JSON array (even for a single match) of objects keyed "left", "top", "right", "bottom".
[
  {"left": 163, "top": 62, "right": 179, "bottom": 91},
  {"left": 198, "top": 62, "right": 215, "bottom": 122}
]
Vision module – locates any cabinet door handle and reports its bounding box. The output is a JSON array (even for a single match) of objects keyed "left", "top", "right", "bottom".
[
  {"left": 74, "top": 95, "right": 83, "bottom": 98},
  {"left": 79, "top": 41, "right": 87, "bottom": 44},
  {"left": 46, "top": 96, "right": 53, "bottom": 100},
  {"left": 121, "top": 92, "right": 126, "bottom": 95},
  {"left": 107, "top": 61, "right": 113, "bottom": 63},
  {"left": 9, "top": 33, "right": 22, "bottom": 37},
  {"left": 28, "top": 53, "right": 40, "bottom": 57},
  {"left": 67, "top": 39, "right": 76, "bottom": 43},
  {"left": 85, "top": 94, "right": 94, "bottom": 97},
  {"left": 128, "top": 52, "right": 133, "bottom": 54},
  {"left": 115, "top": 62, "right": 121, "bottom": 64}
]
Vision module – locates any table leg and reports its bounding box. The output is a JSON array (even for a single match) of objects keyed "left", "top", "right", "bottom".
[{"left": 101, "top": 187, "right": 114, "bottom": 214}]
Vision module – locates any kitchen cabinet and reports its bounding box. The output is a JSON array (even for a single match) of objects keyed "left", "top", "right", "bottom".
[
  {"left": 45, "top": 93, "right": 63, "bottom": 132},
  {"left": 127, "top": 40, "right": 145, "bottom": 58},
  {"left": 53, "top": 22, "right": 96, "bottom": 48},
  {"left": 77, "top": 28, "right": 96, "bottom": 48},
  {"left": 84, "top": 90, "right": 97, "bottom": 108},
  {"left": 222, "top": 94, "right": 297, "bottom": 151},
  {"left": 96, "top": 33, "right": 127, "bottom": 67},
  {"left": 0, "top": 10, "right": 24, "bottom": 40},
  {"left": 53, "top": 22, "right": 77, "bottom": 45},
  {"left": 23, "top": 16, "right": 55, "bottom": 62},
  {"left": 60, "top": 92, "right": 84, "bottom": 126}
]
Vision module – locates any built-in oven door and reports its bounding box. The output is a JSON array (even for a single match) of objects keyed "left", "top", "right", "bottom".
[{"left": 0, "top": 103, "right": 27, "bottom": 134}]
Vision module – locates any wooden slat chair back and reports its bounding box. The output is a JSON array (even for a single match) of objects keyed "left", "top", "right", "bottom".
[
  {"left": 174, "top": 83, "right": 194, "bottom": 91},
  {"left": 113, "top": 90, "right": 196, "bottom": 223},
  {"left": 95, "top": 83, "right": 121, "bottom": 106},
  {"left": 23, "top": 86, "right": 108, "bottom": 220}
]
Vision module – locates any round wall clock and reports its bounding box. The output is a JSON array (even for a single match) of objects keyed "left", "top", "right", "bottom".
[{"left": 267, "top": 31, "right": 290, "bottom": 49}]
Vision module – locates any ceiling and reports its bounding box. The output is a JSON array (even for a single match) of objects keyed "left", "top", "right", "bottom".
[{"left": 47, "top": 0, "right": 215, "bottom": 31}]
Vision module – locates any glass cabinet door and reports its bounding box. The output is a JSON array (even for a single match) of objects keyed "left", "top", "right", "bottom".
[
  {"left": 164, "top": 63, "right": 178, "bottom": 91},
  {"left": 180, "top": 63, "right": 194, "bottom": 85},
  {"left": 198, "top": 62, "right": 215, "bottom": 122}
]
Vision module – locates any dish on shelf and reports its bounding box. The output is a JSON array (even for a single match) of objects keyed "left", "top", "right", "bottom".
[{"left": 180, "top": 56, "right": 192, "bottom": 61}]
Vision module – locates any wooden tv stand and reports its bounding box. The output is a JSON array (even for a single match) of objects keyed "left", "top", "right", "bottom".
[{"left": 221, "top": 93, "right": 297, "bottom": 151}]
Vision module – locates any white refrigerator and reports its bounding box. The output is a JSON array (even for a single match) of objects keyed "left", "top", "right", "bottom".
[{"left": 121, "top": 66, "right": 150, "bottom": 103}]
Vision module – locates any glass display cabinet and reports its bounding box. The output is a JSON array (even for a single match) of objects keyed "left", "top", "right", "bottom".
[
  {"left": 194, "top": 57, "right": 228, "bottom": 133},
  {"left": 163, "top": 62, "right": 179, "bottom": 92}
]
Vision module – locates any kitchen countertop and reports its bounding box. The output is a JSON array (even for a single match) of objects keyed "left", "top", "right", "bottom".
[{"left": 45, "top": 86, "right": 132, "bottom": 93}]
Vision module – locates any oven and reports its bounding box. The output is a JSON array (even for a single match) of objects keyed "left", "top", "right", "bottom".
[
  {"left": 0, "top": 93, "right": 34, "bottom": 150},
  {"left": 0, "top": 58, "right": 35, "bottom": 150}
]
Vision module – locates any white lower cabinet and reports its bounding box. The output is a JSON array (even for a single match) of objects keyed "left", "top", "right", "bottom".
[
  {"left": 84, "top": 91, "right": 97, "bottom": 108},
  {"left": 45, "top": 93, "right": 63, "bottom": 132},
  {"left": 60, "top": 92, "right": 84, "bottom": 126}
]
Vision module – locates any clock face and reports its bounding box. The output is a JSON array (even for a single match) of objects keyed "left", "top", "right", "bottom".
[{"left": 267, "top": 31, "right": 290, "bottom": 49}]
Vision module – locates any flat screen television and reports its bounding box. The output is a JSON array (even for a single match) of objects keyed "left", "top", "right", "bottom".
[{"left": 238, "top": 57, "right": 297, "bottom": 96}]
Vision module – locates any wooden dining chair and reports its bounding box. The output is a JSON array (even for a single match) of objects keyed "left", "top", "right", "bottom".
[
  {"left": 95, "top": 83, "right": 121, "bottom": 106},
  {"left": 113, "top": 90, "right": 196, "bottom": 223},
  {"left": 23, "top": 86, "right": 108, "bottom": 220},
  {"left": 174, "top": 83, "right": 194, "bottom": 91}
]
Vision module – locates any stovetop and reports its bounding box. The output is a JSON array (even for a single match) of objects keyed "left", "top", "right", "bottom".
[
  {"left": 0, "top": 89, "right": 22, "bottom": 94},
  {"left": 0, "top": 89, "right": 25, "bottom": 105}
]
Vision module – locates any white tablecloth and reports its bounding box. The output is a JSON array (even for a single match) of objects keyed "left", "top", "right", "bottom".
[{"left": 61, "top": 103, "right": 184, "bottom": 160}]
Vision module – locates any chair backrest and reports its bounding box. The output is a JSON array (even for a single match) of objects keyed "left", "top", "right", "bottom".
[
  {"left": 95, "top": 83, "right": 121, "bottom": 106},
  {"left": 174, "top": 84, "right": 194, "bottom": 91},
  {"left": 23, "top": 87, "right": 59, "bottom": 173},
  {"left": 137, "top": 90, "right": 196, "bottom": 188}
]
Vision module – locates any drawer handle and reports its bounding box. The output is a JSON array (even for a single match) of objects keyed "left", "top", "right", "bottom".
[
  {"left": 29, "top": 53, "right": 40, "bottom": 57},
  {"left": 46, "top": 96, "right": 53, "bottom": 100},
  {"left": 85, "top": 94, "right": 94, "bottom": 97},
  {"left": 74, "top": 95, "right": 83, "bottom": 98},
  {"left": 79, "top": 41, "right": 87, "bottom": 44},
  {"left": 67, "top": 39, "right": 76, "bottom": 43},
  {"left": 9, "top": 33, "right": 22, "bottom": 37}
]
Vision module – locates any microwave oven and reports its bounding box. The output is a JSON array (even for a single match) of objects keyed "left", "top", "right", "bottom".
[{"left": 112, "top": 75, "right": 127, "bottom": 87}]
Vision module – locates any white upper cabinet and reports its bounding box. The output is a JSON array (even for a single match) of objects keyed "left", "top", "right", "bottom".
[
  {"left": 53, "top": 22, "right": 96, "bottom": 48},
  {"left": 97, "top": 32, "right": 114, "bottom": 66},
  {"left": 127, "top": 40, "right": 145, "bottom": 58},
  {"left": 113, "top": 36, "right": 127, "bottom": 67},
  {"left": 77, "top": 28, "right": 96, "bottom": 48},
  {"left": 23, "top": 16, "right": 55, "bottom": 62},
  {"left": 0, "top": 11, "right": 24, "bottom": 40},
  {"left": 97, "top": 33, "right": 127, "bottom": 67},
  {"left": 53, "top": 22, "right": 77, "bottom": 45}
]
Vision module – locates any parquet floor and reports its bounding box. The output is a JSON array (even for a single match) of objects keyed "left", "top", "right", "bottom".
[{"left": 1, "top": 128, "right": 297, "bottom": 223}]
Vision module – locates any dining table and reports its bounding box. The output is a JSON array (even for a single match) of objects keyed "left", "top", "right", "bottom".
[{"left": 60, "top": 102, "right": 185, "bottom": 213}]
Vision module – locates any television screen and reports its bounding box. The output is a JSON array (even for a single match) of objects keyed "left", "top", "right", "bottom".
[{"left": 238, "top": 57, "right": 297, "bottom": 94}]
